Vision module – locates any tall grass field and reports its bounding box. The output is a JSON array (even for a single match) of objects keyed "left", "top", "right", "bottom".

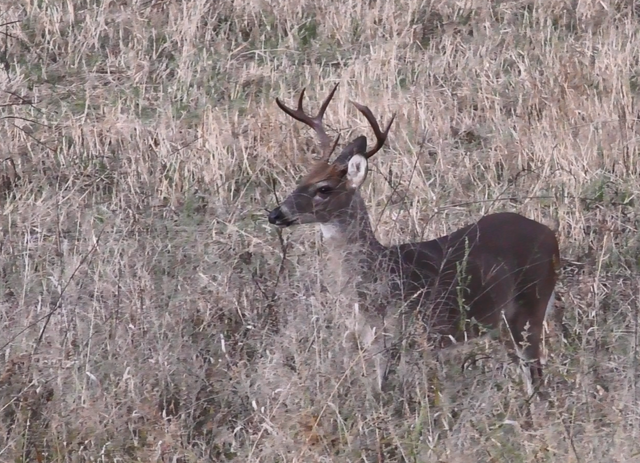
[{"left": 1, "top": 0, "right": 639, "bottom": 461}]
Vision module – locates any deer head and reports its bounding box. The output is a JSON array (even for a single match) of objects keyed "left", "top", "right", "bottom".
[{"left": 268, "top": 84, "right": 396, "bottom": 228}]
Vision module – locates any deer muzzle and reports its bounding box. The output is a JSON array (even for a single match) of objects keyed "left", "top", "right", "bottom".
[{"left": 268, "top": 205, "right": 297, "bottom": 227}]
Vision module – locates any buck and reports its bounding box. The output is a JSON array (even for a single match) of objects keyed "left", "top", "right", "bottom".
[{"left": 268, "top": 84, "right": 560, "bottom": 393}]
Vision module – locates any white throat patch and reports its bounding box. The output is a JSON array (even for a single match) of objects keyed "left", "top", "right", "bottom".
[{"left": 320, "top": 223, "right": 340, "bottom": 240}]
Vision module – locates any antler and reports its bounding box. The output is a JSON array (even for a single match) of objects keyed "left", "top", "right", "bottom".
[
  {"left": 350, "top": 101, "right": 396, "bottom": 159},
  {"left": 276, "top": 84, "right": 340, "bottom": 161}
]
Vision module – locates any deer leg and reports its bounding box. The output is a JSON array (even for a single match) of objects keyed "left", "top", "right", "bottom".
[
  {"left": 373, "top": 346, "right": 389, "bottom": 392},
  {"left": 523, "top": 329, "right": 543, "bottom": 387},
  {"left": 505, "top": 306, "right": 546, "bottom": 393},
  {"left": 343, "top": 303, "right": 392, "bottom": 393}
]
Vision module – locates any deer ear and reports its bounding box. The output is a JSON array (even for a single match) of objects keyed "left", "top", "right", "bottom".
[{"left": 347, "top": 154, "right": 368, "bottom": 189}]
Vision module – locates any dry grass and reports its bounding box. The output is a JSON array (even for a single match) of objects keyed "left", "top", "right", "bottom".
[{"left": 0, "top": 0, "right": 639, "bottom": 461}]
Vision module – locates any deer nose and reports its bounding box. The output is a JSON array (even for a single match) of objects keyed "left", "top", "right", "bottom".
[
  {"left": 268, "top": 207, "right": 284, "bottom": 225},
  {"left": 268, "top": 205, "right": 296, "bottom": 227}
]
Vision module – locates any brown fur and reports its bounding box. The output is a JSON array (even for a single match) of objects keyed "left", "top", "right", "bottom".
[{"left": 301, "top": 161, "right": 342, "bottom": 184}]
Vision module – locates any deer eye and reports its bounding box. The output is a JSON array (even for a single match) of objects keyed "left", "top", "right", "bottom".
[{"left": 316, "top": 186, "right": 332, "bottom": 196}]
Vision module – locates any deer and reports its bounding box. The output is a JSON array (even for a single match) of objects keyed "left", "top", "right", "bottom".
[{"left": 267, "top": 84, "right": 560, "bottom": 395}]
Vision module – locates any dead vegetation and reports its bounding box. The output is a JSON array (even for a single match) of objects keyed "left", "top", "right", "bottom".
[{"left": 0, "top": 0, "right": 639, "bottom": 461}]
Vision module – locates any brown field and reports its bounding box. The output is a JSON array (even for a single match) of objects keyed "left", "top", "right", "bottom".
[{"left": 1, "top": 0, "right": 639, "bottom": 461}]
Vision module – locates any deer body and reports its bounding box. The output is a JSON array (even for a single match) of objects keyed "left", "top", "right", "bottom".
[{"left": 268, "top": 85, "right": 560, "bottom": 391}]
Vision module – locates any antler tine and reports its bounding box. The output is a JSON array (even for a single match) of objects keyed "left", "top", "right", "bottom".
[
  {"left": 350, "top": 101, "right": 396, "bottom": 159},
  {"left": 276, "top": 84, "right": 340, "bottom": 160}
]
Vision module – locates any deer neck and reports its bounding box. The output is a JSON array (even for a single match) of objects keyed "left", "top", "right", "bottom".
[
  {"left": 319, "top": 191, "right": 386, "bottom": 265},
  {"left": 319, "top": 191, "right": 394, "bottom": 316}
]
